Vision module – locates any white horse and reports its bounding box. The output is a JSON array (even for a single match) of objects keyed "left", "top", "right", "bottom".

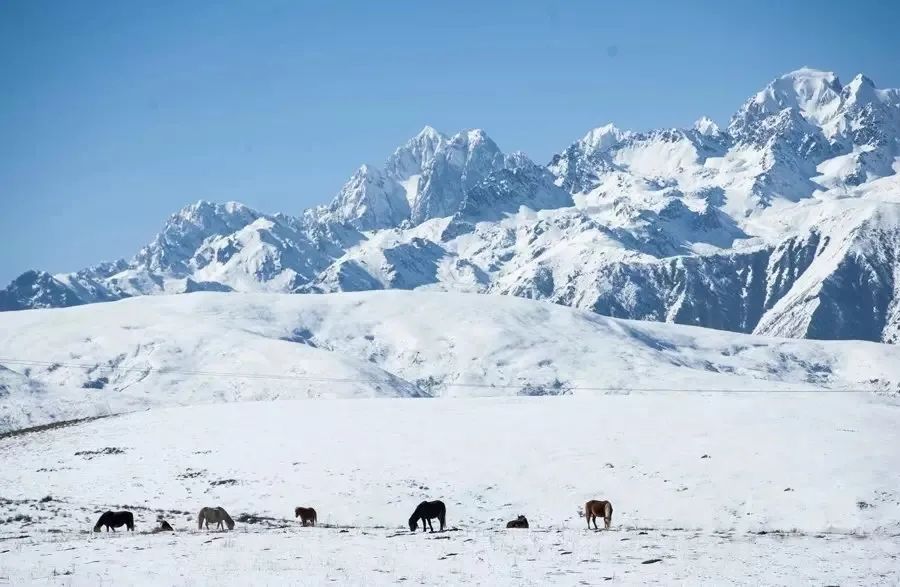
[{"left": 198, "top": 506, "right": 235, "bottom": 531}]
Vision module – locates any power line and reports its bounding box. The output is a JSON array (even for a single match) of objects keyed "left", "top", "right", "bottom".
[{"left": 0, "top": 357, "right": 890, "bottom": 393}]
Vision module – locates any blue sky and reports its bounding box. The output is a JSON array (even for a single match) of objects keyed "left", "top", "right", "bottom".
[{"left": 2, "top": 0, "right": 899, "bottom": 283}]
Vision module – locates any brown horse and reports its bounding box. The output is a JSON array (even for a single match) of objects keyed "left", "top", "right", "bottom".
[
  {"left": 584, "top": 500, "right": 613, "bottom": 530},
  {"left": 294, "top": 506, "right": 317, "bottom": 526}
]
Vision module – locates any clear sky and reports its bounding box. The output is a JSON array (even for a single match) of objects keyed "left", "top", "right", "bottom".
[{"left": 2, "top": 0, "right": 899, "bottom": 283}]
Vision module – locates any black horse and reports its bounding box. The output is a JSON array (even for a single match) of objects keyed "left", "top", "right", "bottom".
[
  {"left": 408, "top": 500, "right": 446, "bottom": 532},
  {"left": 93, "top": 510, "right": 135, "bottom": 532},
  {"left": 506, "top": 515, "right": 529, "bottom": 528}
]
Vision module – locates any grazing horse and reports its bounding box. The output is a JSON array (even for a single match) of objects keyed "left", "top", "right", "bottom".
[
  {"left": 408, "top": 500, "right": 446, "bottom": 532},
  {"left": 294, "top": 506, "right": 317, "bottom": 527},
  {"left": 506, "top": 515, "right": 529, "bottom": 528},
  {"left": 198, "top": 506, "right": 235, "bottom": 531},
  {"left": 93, "top": 511, "right": 134, "bottom": 532},
  {"left": 584, "top": 500, "right": 613, "bottom": 530}
]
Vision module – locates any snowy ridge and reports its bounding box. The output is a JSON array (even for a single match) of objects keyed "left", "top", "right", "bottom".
[
  {"left": 3, "top": 67, "right": 900, "bottom": 343},
  {"left": 2, "top": 291, "right": 900, "bottom": 432}
]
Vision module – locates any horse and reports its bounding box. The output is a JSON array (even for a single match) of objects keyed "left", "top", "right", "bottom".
[
  {"left": 198, "top": 506, "right": 235, "bottom": 531},
  {"left": 150, "top": 519, "right": 174, "bottom": 534},
  {"left": 506, "top": 515, "right": 529, "bottom": 528},
  {"left": 93, "top": 511, "right": 134, "bottom": 532},
  {"left": 408, "top": 500, "right": 446, "bottom": 532},
  {"left": 294, "top": 506, "right": 317, "bottom": 527},
  {"left": 584, "top": 500, "right": 613, "bottom": 530}
]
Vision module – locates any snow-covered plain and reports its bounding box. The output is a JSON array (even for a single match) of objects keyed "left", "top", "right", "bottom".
[
  {"left": 1, "top": 396, "right": 898, "bottom": 585},
  {"left": 3, "top": 291, "right": 900, "bottom": 432}
]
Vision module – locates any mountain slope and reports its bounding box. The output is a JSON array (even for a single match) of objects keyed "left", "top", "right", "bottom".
[{"left": 1, "top": 290, "right": 900, "bottom": 432}]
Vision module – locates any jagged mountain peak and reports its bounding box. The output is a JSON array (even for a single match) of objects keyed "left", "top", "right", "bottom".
[
  {"left": 842, "top": 73, "right": 883, "bottom": 106},
  {"left": 326, "top": 126, "right": 507, "bottom": 229},
  {"left": 414, "top": 125, "right": 445, "bottom": 142},
  {"left": 693, "top": 116, "right": 722, "bottom": 137},
  {"left": 578, "top": 123, "right": 630, "bottom": 153},
  {"left": 444, "top": 128, "right": 501, "bottom": 154},
  {"left": 325, "top": 163, "right": 410, "bottom": 231},
  {"left": 410, "top": 128, "right": 506, "bottom": 224},
  {"left": 384, "top": 126, "right": 447, "bottom": 181},
  {"left": 730, "top": 68, "right": 898, "bottom": 141},
  {"left": 175, "top": 199, "right": 255, "bottom": 221},
  {"left": 848, "top": 72, "right": 876, "bottom": 89},
  {"left": 133, "top": 200, "right": 264, "bottom": 275},
  {"left": 747, "top": 67, "right": 843, "bottom": 122},
  {"left": 503, "top": 150, "right": 537, "bottom": 170},
  {"left": 0, "top": 270, "right": 85, "bottom": 311}
]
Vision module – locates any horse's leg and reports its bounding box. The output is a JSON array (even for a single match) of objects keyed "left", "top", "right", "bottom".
[{"left": 428, "top": 518, "right": 434, "bottom": 532}]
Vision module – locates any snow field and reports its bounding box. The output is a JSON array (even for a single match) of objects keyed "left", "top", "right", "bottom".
[{"left": 1, "top": 394, "right": 898, "bottom": 585}]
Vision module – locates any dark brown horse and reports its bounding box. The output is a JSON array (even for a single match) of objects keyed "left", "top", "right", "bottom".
[
  {"left": 294, "top": 506, "right": 317, "bottom": 526},
  {"left": 408, "top": 500, "right": 446, "bottom": 532},
  {"left": 506, "top": 515, "right": 529, "bottom": 528},
  {"left": 93, "top": 511, "right": 135, "bottom": 532},
  {"left": 584, "top": 500, "right": 613, "bottom": 530}
]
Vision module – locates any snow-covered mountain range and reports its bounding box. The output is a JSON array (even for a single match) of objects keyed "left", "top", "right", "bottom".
[{"left": 4, "top": 67, "right": 900, "bottom": 343}]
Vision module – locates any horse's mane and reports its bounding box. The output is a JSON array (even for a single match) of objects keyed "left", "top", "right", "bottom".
[{"left": 197, "top": 507, "right": 206, "bottom": 529}]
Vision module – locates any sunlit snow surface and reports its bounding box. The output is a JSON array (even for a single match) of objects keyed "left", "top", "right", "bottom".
[
  {"left": 3, "top": 291, "right": 900, "bottom": 432},
  {"left": 1, "top": 396, "right": 898, "bottom": 585}
]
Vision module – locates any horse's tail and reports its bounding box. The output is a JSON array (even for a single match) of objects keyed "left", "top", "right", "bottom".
[
  {"left": 198, "top": 508, "right": 205, "bottom": 530},
  {"left": 221, "top": 508, "right": 235, "bottom": 530}
]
